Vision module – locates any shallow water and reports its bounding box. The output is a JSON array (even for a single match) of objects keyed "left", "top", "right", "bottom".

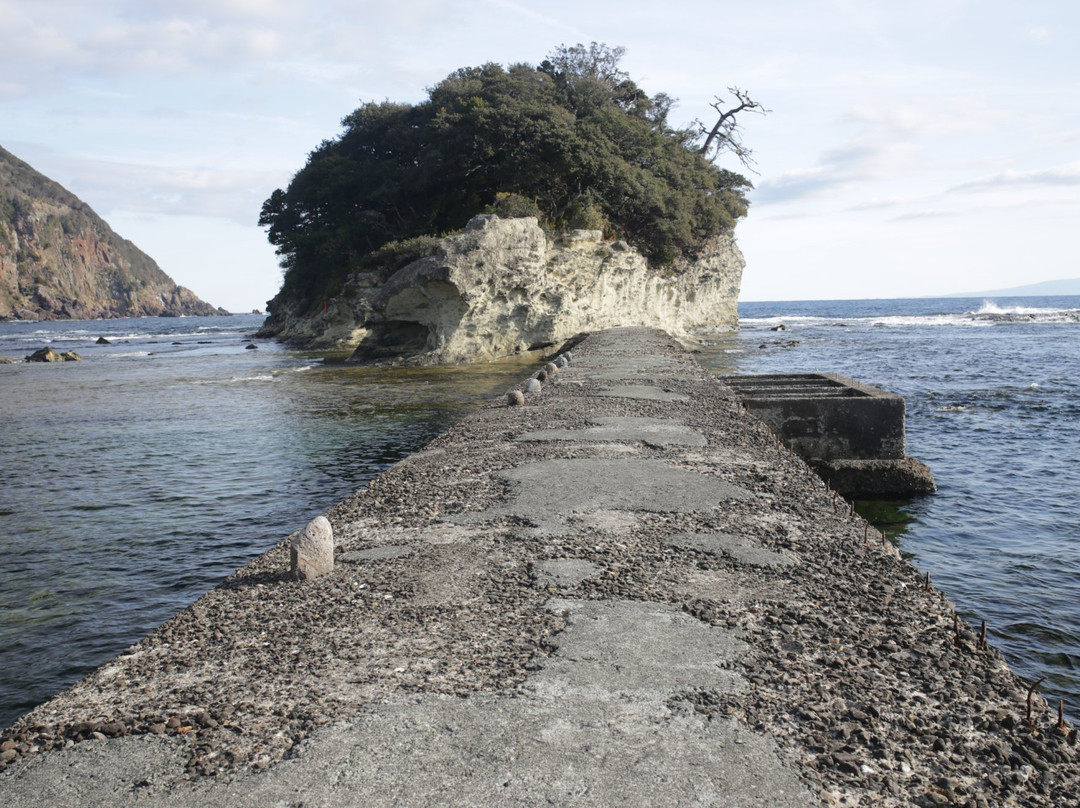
[
  {"left": 698, "top": 295, "right": 1080, "bottom": 718},
  {"left": 0, "top": 315, "right": 536, "bottom": 728}
]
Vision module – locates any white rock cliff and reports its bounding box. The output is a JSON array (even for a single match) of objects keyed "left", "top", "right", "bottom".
[{"left": 260, "top": 215, "right": 743, "bottom": 364}]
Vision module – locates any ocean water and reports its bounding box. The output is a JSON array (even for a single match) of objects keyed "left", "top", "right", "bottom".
[
  {"left": 697, "top": 295, "right": 1080, "bottom": 719},
  {"left": 2, "top": 298, "right": 1079, "bottom": 730},
  {"left": 0, "top": 315, "right": 536, "bottom": 729}
]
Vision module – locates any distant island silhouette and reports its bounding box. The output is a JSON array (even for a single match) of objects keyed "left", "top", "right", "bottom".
[{"left": 947, "top": 278, "right": 1080, "bottom": 298}]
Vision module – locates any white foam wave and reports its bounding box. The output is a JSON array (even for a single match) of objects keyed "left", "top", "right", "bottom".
[
  {"left": 233, "top": 373, "right": 277, "bottom": 383},
  {"left": 742, "top": 305, "right": 1080, "bottom": 329}
]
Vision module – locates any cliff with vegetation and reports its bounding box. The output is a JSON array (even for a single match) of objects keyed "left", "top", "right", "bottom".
[
  {"left": 0, "top": 145, "right": 223, "bottom": 320},
  {"left": 257, "top": 44, "right": 758, "bottom": 361}
]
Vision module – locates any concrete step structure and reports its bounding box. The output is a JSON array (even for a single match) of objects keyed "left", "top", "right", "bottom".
[{"left": 725, "top": 373, "right": 935, "bottom": 497}]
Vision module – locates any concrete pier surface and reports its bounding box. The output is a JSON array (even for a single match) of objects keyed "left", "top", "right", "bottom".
[{"left": 2, "top": 328, "right": 1077, "bottom": 807}]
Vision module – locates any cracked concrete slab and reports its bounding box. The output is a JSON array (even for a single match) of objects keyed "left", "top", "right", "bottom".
[
  {"left": 530, "top": 559, "right": 601, "bottom": 588},
  {"left": 534, "top": 599, "right": 746, "bottom": 697},
  {"left": 593, "top": 385, "right": 689, "bottom": 402},
  {"left": 516, "top": 416, "right": 706, "bottom": 447},
  {"left": 664, "top": 532, "right": 799, "bottom": 569},
  {"left": 451, "top": 458, "right": 754, "bottom": 537},
  {"left": 338, "top": 545, "right": 413, "bottom": 563},
  {"left": 0, "top": 601, "right": 815, "bottom": 808}
]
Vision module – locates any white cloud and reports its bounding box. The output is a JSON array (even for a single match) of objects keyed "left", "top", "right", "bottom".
[
  {"left": 17, "top": 150, "right": 285, "bottom": 224},
  {"left": 950, "top": 163, "right": 1080, "bottom": 193},
  {"left": 847, "top": 98, "right": 1012, "bottom": 140}
]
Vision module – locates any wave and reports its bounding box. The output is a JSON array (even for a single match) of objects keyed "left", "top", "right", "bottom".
[
  {"left": 742, "top": 304, "right": 1080, "bottom": 330},
  {"left": 971, "top": 301, "right": 1080, "bottom": 323}
]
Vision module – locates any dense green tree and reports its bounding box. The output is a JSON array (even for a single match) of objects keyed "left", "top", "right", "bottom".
[{"left": 260, "top": 44, "right": 756, "bottom": 311}]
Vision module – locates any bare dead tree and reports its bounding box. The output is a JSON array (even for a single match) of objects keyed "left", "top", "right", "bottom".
[{"left": 697, "top": 87, "right": 769, "bottom": 169}]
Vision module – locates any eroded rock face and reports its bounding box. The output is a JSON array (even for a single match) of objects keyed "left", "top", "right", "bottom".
[{"left": 258, "top": 215, "right": 743, "bottom": 364}]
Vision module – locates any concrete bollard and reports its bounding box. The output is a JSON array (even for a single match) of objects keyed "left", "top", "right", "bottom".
[
  {"left": 536, "top": 370, "right": 548, "bottom": 383},
  {"left": 554, "top": 355, "right": 568, "bottom": 368},
  {"left": 544, "top": 362, "right": 558, "bottom": 377},
  {"left": 291, "top": 515, "right": 334, "bottom": 580},
  {"left": 506, "top": 390, "right": 525, "bottom": 406},
  {"left": 524, "top": 378, "right": 542, "bottom": 394}
]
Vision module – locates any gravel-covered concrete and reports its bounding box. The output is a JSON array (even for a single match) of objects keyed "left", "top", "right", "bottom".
[{"left": 2, "top": 327, "right": 1078, "bottom": 807}]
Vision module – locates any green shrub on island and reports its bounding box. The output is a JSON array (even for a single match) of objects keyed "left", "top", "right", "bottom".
[{"left": 259, "top": 43, "right": 757, "bottom": 311}]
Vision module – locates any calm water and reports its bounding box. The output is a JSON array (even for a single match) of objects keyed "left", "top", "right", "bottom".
[
  {"left": 3, "top": 299, "right": 1079, "bottom": 729},
  {"left": 0, "top": 315, "right": 536, "bottom": 728},
  {"left": 698, "top": 295, "right": 1080, "bottom": 719}
]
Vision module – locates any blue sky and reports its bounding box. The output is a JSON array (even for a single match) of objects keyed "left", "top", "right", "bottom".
[{"left": 2, "top": 0, "right": 1077, "bottom": 311}]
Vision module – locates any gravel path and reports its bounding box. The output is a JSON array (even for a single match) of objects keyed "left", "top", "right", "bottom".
[{"left": 2, "top": 327, "right": 1077, "bottom": 807}]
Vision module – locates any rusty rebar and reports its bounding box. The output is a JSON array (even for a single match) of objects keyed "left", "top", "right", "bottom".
[{"left": 1026, "top": 677, "right": 1047, "bottom": 727}]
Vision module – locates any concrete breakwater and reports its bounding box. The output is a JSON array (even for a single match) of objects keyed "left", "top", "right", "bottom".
[{"left": 1, "top": 327, "right": 1077, "bottom": 807}]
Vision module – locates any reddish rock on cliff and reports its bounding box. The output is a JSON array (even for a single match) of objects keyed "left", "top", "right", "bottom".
[{"left": 0, "top": 144, "right": 224, "bottom": 320}]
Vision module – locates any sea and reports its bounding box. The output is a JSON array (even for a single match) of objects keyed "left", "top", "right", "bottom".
[{"left": 1, "top": 297, "right": 1079, "bottom": 729}]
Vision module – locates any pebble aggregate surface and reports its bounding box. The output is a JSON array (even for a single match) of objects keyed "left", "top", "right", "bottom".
[{"left": 2, "top": 327, "right": 1078, "bottom": 806}]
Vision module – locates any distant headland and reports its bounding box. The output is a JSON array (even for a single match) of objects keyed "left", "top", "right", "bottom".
[
  {"left": 946, "top": 278, "right": 1080, "bottom": 298},
  {"left": 0, "top": 145, "right": 224, "bottom": 321}
]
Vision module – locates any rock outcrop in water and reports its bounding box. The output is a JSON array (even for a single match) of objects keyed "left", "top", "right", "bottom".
[
  {"left": 258, "top": 215, "right": 743, "bottom": 364},
  {"left": 0, "top": 145, "right": 224, "bottom": 321}
]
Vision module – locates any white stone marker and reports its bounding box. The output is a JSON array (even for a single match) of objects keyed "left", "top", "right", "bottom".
[{"left": 291, "top": 515, "right": 334, "bottom": 580}]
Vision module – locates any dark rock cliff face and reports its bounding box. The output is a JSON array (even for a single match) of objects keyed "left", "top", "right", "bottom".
[{"left": 0, "top": 145, "right": 223, "bottom": 320}]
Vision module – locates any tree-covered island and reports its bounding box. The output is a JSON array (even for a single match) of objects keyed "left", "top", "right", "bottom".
[{"left": 259, "top": 43, "right": 763, "bottom": 321}]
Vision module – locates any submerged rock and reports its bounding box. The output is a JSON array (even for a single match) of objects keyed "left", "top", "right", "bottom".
[{"left": 24, "top": 347, "right": 80, "bottom": 362}]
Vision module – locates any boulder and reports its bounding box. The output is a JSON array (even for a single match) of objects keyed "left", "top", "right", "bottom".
[
  {"left": 25, "top": 347, "right": 64, "bottom": 362},
  {"left": 290, "top": 516, "right": 334, "bottom": 580}
]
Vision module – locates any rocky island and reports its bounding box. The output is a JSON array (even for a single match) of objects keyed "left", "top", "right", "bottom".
[
  {"left": 0, "top": 145, "right": 223, "bottom": 321},
  {"left": 255, "top": 44, "right": 761, "bottom": 362}
]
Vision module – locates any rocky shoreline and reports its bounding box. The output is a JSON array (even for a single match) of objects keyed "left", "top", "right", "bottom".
[{"left": 1, "top": 328, "right": 1077, "bottom": 806}]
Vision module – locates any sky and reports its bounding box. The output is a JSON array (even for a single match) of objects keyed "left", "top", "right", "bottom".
[{"left": 2, "top": 0, "right": 1078, "bottom": 311}]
